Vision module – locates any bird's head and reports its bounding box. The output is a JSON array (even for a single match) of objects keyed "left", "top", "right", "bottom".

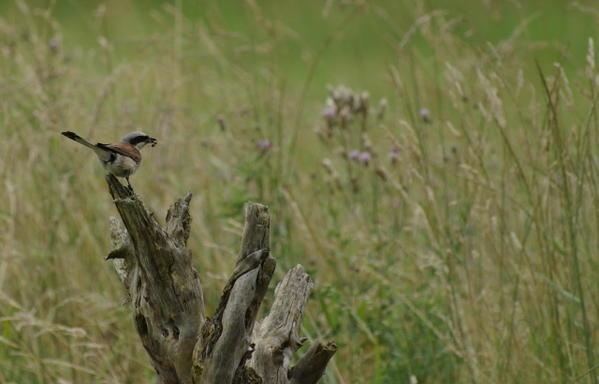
[{"left": 121, "top": 131, "right": 158, "bottom": 149}]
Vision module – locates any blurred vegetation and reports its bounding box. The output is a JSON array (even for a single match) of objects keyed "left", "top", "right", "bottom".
[{"left": 0, "top": 0, "right": 598, "bottom": 383}]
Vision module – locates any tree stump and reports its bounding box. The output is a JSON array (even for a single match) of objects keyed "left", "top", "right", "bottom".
[{"left": 104, "top": 175, "right": 336, "bottom": 383}]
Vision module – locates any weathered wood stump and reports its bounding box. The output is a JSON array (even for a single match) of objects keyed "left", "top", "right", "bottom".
[{"left": 105, "top": 175, "right": 336, "bottom": 383}]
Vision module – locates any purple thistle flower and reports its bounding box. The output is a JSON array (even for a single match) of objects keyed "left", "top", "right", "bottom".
[
  {"left": 322, "top": 96, "right": 337, "bottom": 127},
  {"left": 389, "top": 147, "right": 400, "bottom": 164},
  {"left": 48, "top": 37, "right": 60, "bottom": 52},
  {"left": 256, "top": 139, "right": 273, "bottom": 152},
  {"left": 358, "top": 151, "right": 371, "bottom": 166},
  {"left": 322, "top": 104, "right": 336, "bottom": 121},
  {"left": 348, "top": 149, "right": 361, "bottom": 161}
]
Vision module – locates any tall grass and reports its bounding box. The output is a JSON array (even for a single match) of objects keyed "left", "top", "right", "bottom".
[{"left": 0, "top": 2, "right": 597, "bottom": 383}]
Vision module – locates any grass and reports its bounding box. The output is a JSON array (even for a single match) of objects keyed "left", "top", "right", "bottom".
[{"left": 0, "top": 1, "right": 598, "bottom": 383}]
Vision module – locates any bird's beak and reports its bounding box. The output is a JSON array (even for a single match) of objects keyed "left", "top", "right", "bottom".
[{"left": 148, "top": 137, "right": 158, "bottom": 147}]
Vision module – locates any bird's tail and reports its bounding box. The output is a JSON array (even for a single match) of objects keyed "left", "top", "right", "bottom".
[{"left": 61, "top": 131, "right": 96, "bottom": 150}]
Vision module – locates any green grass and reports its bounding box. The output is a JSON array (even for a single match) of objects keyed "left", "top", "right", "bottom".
[{"left": 0, "top": 1, "right": 598, "bottom": 383}]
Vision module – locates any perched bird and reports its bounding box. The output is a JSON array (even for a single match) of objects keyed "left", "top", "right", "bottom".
[{"left": 61, "top": 131, "right": 157, "bottom": 188}]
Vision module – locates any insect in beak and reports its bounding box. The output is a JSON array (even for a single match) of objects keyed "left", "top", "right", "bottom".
[{"left": 148, "top": 137, "right": 158, "bottom": 147}]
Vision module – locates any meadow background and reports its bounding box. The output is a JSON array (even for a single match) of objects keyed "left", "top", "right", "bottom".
[{"left": 0, "top": 0, "right": 598, "bottom": 383}]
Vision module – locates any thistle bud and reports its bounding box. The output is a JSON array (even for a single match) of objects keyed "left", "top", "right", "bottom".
[
  {"left": 419, "top": 107, "right": 431, "bottom": 123},
  {"left": 376, "top": 98, "right": 388, "bottom": 120}
]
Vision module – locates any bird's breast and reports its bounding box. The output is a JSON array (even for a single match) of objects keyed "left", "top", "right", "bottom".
[{"left": 103, "top": 154, "right": 139, "bottom": 177}]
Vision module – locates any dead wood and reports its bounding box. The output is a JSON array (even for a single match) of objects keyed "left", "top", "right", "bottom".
[{"left": 104, "top": 175, "right": 335, "bottom": 383}]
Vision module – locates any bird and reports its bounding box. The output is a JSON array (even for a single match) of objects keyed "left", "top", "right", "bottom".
[{"left": 61, "top": 131, "right": 157, "bottom": 189}]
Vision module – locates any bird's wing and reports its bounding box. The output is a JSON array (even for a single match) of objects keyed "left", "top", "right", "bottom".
[{"left": 97, "top": 143, "right": 142, "bottom": 163}]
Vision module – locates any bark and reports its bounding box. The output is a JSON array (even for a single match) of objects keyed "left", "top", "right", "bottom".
[{"left": 104, "top": 175, "right": 336, "bottom": 384}]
